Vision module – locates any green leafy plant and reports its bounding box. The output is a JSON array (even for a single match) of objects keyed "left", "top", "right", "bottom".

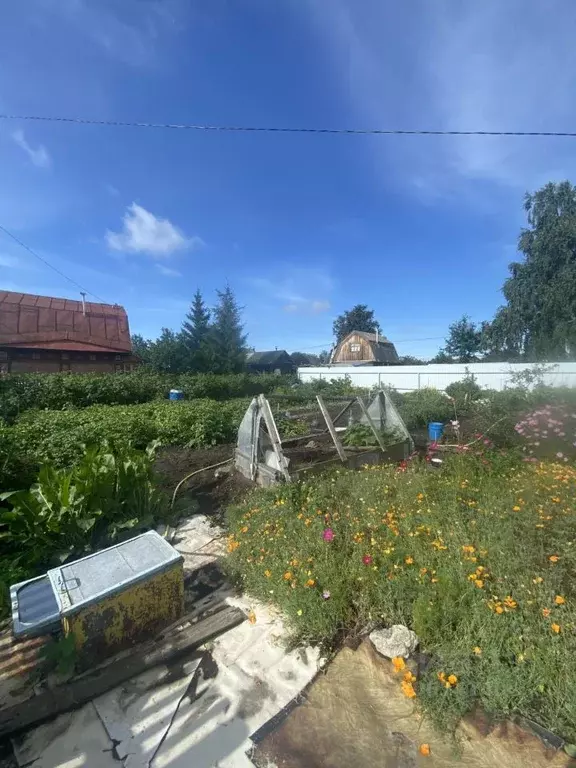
[
  {"left": 399, "top": 388, "right": 453, "bottom": 430},
  {"left": 0, "top": 441, "right": 168, "bottom": 617}
]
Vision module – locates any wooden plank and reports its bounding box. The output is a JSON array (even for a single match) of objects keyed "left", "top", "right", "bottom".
[
  {"left": 0, "top": 605, "right": 245, "bottom": 739},
  {"left": 356, "top": 397, "right": 388, "bottom": 454},
  {"left": 258, "top": 395, "right": 291, "bottom": 482},
  {"left": 316, "top": 395, "right": 347, "bottom": 463}
]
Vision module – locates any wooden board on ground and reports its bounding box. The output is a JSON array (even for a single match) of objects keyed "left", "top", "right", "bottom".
[{"left": 0, "top": 604, "right": 245, "bottom": 739}]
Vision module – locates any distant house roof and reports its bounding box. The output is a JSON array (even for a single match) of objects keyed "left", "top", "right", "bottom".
[
  {"left": 332, "top": 330, "right": 399, "bottom": 364},
  {"left": 0, "top": 291, "right": 132, "bottom": 353},
  {"left": 247, "top": 350, "right": 293, "bottom": 365}
]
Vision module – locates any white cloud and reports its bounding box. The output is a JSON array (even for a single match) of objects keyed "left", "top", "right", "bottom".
[
  {"left": 249, "top": 267, "right": 333, "bottom": 314},
  {"left": 106, "top": 203, "right": 202, "bottom": 258},
  {"left": 12, "top": 130, "right": 52, "bottom": 169},
  {"left": 156, "top": 264, "right": 182, "bottom": 277}
]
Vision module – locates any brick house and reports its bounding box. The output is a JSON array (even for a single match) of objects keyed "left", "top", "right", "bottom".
[{"left": 0, "top": 291, "right": 139, "bottom": 373}]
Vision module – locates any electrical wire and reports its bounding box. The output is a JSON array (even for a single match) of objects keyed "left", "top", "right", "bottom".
[
  {"left": 2, "top": 113, "right": 576, "bottom": 138},
  {"left": 0, "top": 223, "right": 109, "bottom": 304}
]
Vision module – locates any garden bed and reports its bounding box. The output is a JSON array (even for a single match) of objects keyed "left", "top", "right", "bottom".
[{"left": 226, "top": 448, "right": 576, "bottom": 742}]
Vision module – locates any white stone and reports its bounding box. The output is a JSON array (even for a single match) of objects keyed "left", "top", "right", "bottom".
[{"left": 369, "top": 625, "right": 419, "bottom": 659}]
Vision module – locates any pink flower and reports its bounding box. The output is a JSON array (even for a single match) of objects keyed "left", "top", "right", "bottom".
[
  {"left": 323, "top": 528, "right": 335, "bottom": 542},
  {"left": 362, "top": 554, "right": 373, "bottom": 566},
  {"left": 322, "top": 590, "right": 331, "bottom": 599}
]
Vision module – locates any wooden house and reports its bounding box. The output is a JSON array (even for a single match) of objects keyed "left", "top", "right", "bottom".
[
  {"left": 330, "top": 331, "right": 399, "bottom": 366},
  {"left": 246, "top": 350, "right": 295, "bottom": 375},
  {"left": 0, "top": 291, "right": 139, "bottom": 374}
]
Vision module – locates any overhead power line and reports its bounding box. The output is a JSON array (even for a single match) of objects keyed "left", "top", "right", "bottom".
[
  {"left": 0, "top": 223, "right": 108, "bottom": 304},
  {"left": 1, "top": 113, "right": 576, "bottom": 138},
  {"left": 296, "top": 335, "right": 446, "bottom": 351}
]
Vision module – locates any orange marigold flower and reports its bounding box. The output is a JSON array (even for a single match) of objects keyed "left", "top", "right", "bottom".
[
  {"left": 404, "top": 671, "right": 416, "bottom": 683},
  {"left": 391, "top": 656, "right": 406, "bottom": 672},
  {"left": 417, "top": 493, "right": 424, "bottom": 501},
  {"left": 419, "top": 744, "right": 431, "bottom": 757},
  {"left": 551, "top": 623, "right": 561, "bottom": 634},
  {"left": 495, "top": 605, "right": 504, "bottom": 614},
  {"left": 283, "top": 571, "right": 293, "bottom": 580},
  {"left": 462, "top": 545, "right": 476, "bottom": 554},
  {"left": 241, "top": 525, "right": 249, "bottom": 533},
  {"left": 503, "top": 596, "right": 517, "bottom": 609},
  {"left": 549, "top": 555, "right": 560, "bottom": 563},
  {"left": 447, "top": 674, "right": 458, "bottom": 686},
  {"left": 437, "top": 671, "right": 446, "bottom": 683},
  {"left": 474, "top": 579, "right": 484, "bottom": 589},
  {"left": 542, "top": 607, "right": 551, "bottom": 617},
  {"left": 401, "top": 680, "right": 417, "bottom": 699},
  {"left": 512, "top": 506, "right": 521, "bottom": 512},
  {"left": 405, "top": 556, "right": 414, "bottom": 565},
  {"left": 305, "top": 578, "right": 316, "bottom": 587},
  {"left": 555, "top": 595, "right": 565, "bottom": 605}
]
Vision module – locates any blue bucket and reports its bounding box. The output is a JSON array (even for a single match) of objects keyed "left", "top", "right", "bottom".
[
  {"left": 169, "top": 389, "right": 184, "bottom": 401},
  {"left": 428, "top": 422, "right": 444, "bottom": 441}
]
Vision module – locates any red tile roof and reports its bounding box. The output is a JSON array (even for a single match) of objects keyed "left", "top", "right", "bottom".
[{"left": 0, "top": 291, "right": 132, "bottom": 352}]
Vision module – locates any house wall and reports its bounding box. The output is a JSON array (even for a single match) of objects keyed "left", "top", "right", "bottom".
[
  {"left": 333, "top": 334, "right": 375, "bottom": 363},
  {"left": 0, "top": 348, "right": 137, "bottom": 374},
  {"left": 298, "top": 363, "right": 576, "bottom": 391}
]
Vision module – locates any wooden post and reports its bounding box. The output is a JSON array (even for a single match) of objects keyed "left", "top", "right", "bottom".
[
  {"left": 357, "top": 397, "right": 388, "bottom": 454},
  {"left": 258, "top": 395, "right": 291, "bottom": 482},
  {"left": 316, "top": 395, "right": 347, "bottom": 463}
]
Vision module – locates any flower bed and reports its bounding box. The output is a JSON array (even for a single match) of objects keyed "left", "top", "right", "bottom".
[{"left": 227, "top": 450, "right": 576, "bottom": 739}]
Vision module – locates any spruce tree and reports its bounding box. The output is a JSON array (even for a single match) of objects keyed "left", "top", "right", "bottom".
[
  {"left": 181, "top": 289, "right": 212, "bottom": 371},
  {"left": 210, "top": 285, "right": 248, "bottom": 373}
]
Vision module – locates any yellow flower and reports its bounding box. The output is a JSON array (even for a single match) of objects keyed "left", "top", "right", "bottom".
[
  {"left": 305, "top": 578, "right": 315, "bottom": 587},
  {"left": 241, "top": 525, "right": 249, "bottom": 534},
  {"left": 248, "top": 610, "right": 257, "bottom": 625},
  {"left": 283, "top": 571, "right": 293, "bottom": 580},
  {"left": 555, "top": 595, "right": 565, "bottom": 605},
  {"left": 419, "top": 744, "right": 431, "bottom": 757},
  {"left": 297, "top": 609, "right": 303, "bottom": 616},
  {"left": 391, "top": 656, "right": 406, "bottom": 672},
  {"left": 503, "top": 596, "right": 517, "bottom": 610},
  {"left": 401, "top": 680, "right": 417, "bottom": 698},
  {"left": 473, "top": 646, "right": 482, "bottom": 656},
  {"left": 264, "top": 570, "right": 272, "bottom": 578},
  {"left": 462, "top": 545, "right": 476, "bottom": 554},
  {"left": 549, "top": 555, "right": 560, "bottom": 563},
  {"left": 474, "top": 579, "right": 484, "bottom": 589},
  {"left": 447, "top": 674, "right": 458, "bottom": 686},
  {"left": 437, "top": 671, "right": 446, "bottom": 683},
  {"left": 495, "top": 605, "right": 504, "bottom": 614},
  {"left": 405, "top": 556, "right": 414, "bottom": 565},
  {"left": 551, "top": 622, "right": 561, "bottom": 633},
  {"left": 512, "top": 505, "right": 521, "bottom": 512},
  {"left": 417, "top": 493, "right": 424, "bottom": 501},
  {"left": 533, "top": 577, "right": 543, "bottom": 584},
  {"left": 403, "top": 671, "right": 416, "bottom": 683}
]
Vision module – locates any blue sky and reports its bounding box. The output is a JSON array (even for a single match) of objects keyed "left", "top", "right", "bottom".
[{"left": 1, "top": 0, "right": 576, "bottom": 359}]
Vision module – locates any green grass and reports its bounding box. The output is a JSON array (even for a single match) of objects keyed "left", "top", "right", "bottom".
[{"left": 226, "top": 449, "right": 576, "bottom": 740}]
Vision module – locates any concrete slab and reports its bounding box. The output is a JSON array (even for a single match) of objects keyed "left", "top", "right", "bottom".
[{"left": 12, "top": 702, "right": 116, "bottom": 768}]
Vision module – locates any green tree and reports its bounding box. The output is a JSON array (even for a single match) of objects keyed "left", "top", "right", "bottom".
[
  {"left": 131, "top": 334, "right": 151, "bottom": 364},
  {"left": 333, "top": 304, "right": 382, "bottom": 343},
  {"left": 181, "top": 289, "right": 212, "bottom": 372},
  {"left": 491, "top": 181, "right": 576, "bottom": 360},
  {"left": 397, "top": 355, "right": 427, "bottom": 365},
  {"left": 441, "top": 315, "right": 482, "bottom": 363},
  {"left": 210, "top": 285, "right": 248, "bottom": 373},
  {"left": 290, "top": 352, "right": 312, "bottom": 367},
  {"left": 147, "top": 328, "right": 187, "bottom": 373},
  {"left": 317, "top": 349, "right": 331, "bottom": 364}
]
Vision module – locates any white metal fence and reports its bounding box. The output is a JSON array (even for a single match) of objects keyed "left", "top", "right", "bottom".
[{"left": 298, "top": 363, "right": 576, "bottom": 392}]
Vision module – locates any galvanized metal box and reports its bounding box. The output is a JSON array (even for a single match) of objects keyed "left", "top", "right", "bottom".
[{"left": 47, "top": 531, "right": 184, "bottom": 663}]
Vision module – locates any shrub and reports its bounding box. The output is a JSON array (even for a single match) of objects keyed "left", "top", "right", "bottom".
[
  {"left": 227, "top": 452, "right": 576, "bottom": 741},
  {"left": 399, "top": 388, "right": 453, "bottom": 430},
  {"left": 445, "top": 374, "right": 482, "bottom": 412},
  {"left": 6, "top": 399, "right": 248, "bottom": 476},
  {"left": 0, "top": 371, "right": 282, "bottom": 421}
]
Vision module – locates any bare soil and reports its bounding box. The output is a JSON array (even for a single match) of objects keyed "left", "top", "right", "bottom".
[{"left": 154, "top": 444, "right": 253, "bottom": 522}]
